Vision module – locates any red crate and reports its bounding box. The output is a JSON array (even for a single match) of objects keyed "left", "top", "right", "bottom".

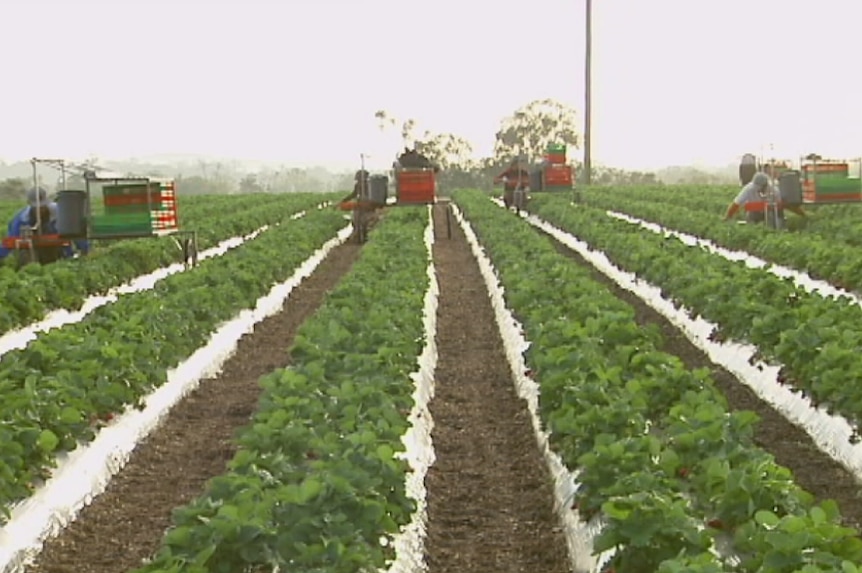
[
  {"left": 2, "top": 234, "right": 70, "bottom": 249},
  {"left": 544, "top": 165, "right": 572, "bottom": 186},
  {"left": 545, "top": 153, "right": 566, "bottom": 165},
  {"left": 396, "top": 170, "right": 435, "bottom": 204}
]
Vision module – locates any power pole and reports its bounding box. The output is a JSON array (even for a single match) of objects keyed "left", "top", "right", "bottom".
[{"left": 583, "top": 0, "right": 593, "bottom": 185}]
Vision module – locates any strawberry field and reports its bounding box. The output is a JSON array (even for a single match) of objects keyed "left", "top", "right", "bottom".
[{"left": 2, "top": 187, "right": 862, "bottom": 573}]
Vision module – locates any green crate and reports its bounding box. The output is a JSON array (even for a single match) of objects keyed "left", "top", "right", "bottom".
[
  {"left": 91, "top": 213, "right": 152, "bottom": 235},
  {"left": 105, "top": 204, "right": 152, "bottom": 216},
  {"left": 815, "top": 179, "right": 861, "bottom": 193},
  {"left": 92, "top": 225, "right": 153, "bottom": 236},
  {"left": 546, "top": 143, "right": 567, "bottom": 154}
]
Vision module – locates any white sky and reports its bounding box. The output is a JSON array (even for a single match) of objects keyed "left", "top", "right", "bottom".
[{"left": 1, "top": 0, "right": 859, "bottom": 172}]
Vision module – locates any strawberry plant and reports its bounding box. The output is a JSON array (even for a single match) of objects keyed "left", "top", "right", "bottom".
[
  {"left": 531, "top": 196, "right": 862, "bottom": 437},
  {"left": 131, "top": 206, "right": 433, "bottom": 573},
  {"left": 453, "top": 189, "right": 862, "bottom": 572},
  {"left": 0, "top": 192, "right": 337, "bottom": 335},
  {"left": 0, "top": 207, "right": 348, "bottom": 519},
  {"left": 565, "top": 188, "right": 862, "bottom": 292}
]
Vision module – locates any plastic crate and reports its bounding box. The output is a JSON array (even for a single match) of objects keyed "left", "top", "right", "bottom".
[
  {"left": 544, "top": 165, "right": 573, "bottom": 186},
  {"left": 91, "top": 213, "right": 153, "bottom": 235},
  {"left": 396, "top": 170, "right": 435, "bottom": 204}
]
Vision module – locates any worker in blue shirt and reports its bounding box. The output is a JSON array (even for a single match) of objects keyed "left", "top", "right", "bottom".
[{"left": 0, "top": 187, "right": 89, "bottom": 264}]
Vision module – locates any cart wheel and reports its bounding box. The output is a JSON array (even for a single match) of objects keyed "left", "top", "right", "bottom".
[{"left": 182, "top": 237, "right": 198, "bottom": 268}]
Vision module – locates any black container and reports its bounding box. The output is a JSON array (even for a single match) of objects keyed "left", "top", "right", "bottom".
[{"left": 56, "top": 190, "right": 88, "bottom": 238}]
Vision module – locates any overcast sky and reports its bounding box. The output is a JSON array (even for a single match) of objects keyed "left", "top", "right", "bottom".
[{"left": 1, "top": 0, "right": 858, "bottom": 172}]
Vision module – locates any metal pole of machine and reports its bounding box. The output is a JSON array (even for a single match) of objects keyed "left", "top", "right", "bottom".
[
  {"left": 583, "top": 0, "right": 593, "bottom": 185},
  {"left": 31, "top": 158, "right": 41, "bottom": 232},
  {"left": 360, "top": 154, "right": 367, "bottom": 199}
]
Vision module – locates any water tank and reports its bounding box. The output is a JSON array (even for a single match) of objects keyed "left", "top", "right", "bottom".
[
  {"left": 778, "top": 170, "right": 803, "bottom": 204},
  {"left": 530, "top": 168, "right": 544, "bottom": 191},
  {"left": 56, "top": 190, "right": 88, "bottom": 238},
  {"left": 369, "top": 175, "right": 388, "bottom": 205},
  {"left": 740, "top": 153, "right": 757, "bottom": 185}
]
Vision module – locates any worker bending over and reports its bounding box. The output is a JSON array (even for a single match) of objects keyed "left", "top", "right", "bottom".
[
  {"left": 724, "top": 172, "right": 805, "bottom": 227},
  {"left": 0, "top": 187, "right": 89, "bottom": 263}
]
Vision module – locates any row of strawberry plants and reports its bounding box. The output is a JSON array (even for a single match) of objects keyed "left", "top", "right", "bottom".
[
  {"left": 573, "top": 191, "right": 862, "bottom": 291},
  {"left": 0, "top": 192, "right": 338, "bottom": 334},
  {"left": 174, "top": 193, "right": 337, "bottom": 247},
  {"left": 0, "top": 207, "right": 349, "bottom": 519},
  {"left": 591, "top": 184, "right": 862, "bottom": 222},
  {"left": 455, "top": 189, "right": 862, "bottom": 572},
  {"left": 129, "top": 206, "right": 431, "bottom": 573},
  {"left": 529, "top": 197, "right": 862, "bottom": 438},
  {"left": 583, "top": 184, "right": 862, "bottom": 247}
]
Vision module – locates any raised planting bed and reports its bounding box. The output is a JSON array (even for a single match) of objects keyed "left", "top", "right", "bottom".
[
  {"left": 0, "top": 193, "right": 338, "bottom": 334},
  {"left": 129, "top": 206, "right": 437, "bottom": 573},
  {"left": 0, "top": 208, "right": 349, "bottom": 520},
  {"left": 529, "top": 197, "right": 862, "bottom": 441},
  {"left": 570, "top": 190, "right": 862, "bottom": 292},
  {"left": 453, "top": 189, "right": 862, "bottom": 572}
]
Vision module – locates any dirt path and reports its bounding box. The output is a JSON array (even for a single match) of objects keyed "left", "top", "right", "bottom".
[
  {"left": 423, "top": 204, "right": 570, "bottom": 573},
  {"left": 533, "top": 223, "right": 862, "bottom": 532},
  {"left": 26, "top": 240, "right": 362, "bottom": 573}
]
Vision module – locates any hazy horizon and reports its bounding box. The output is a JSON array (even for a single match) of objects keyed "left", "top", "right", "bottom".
[
  {"left": 0, "top": 151, "right": 747, "bottom": 175},
  {"left": 2, "top": 0, "right": 858, "bottom": 173}
]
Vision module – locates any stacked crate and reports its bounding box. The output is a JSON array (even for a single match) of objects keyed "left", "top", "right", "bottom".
[
  {"left": 545, "top": 143, "right": 567, "bottom": 165},
  {"left": 543, "top": 143, "right": 573, "bottom": 191},
  {"left": 396, "top": 169, "right": 436, "bottom": 204},
  {"left": 152, "top": 180, "right": 179, "bottom": 232},
  {"left": 92, "top": 180, "right": 179, "bottom": 236},
  {"left": 802, "top": 161, "right": 862, "bottom": 203}
]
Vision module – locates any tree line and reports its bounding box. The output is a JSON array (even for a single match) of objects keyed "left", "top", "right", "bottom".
[{"left": 0, "top": 98, "right": 739, "bottom": 200}]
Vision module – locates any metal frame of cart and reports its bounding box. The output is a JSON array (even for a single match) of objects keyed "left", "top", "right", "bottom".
[
  {"left": 83, "top": 175, "right": 199, "bottom": 267},
  {"left": 5, "top": 158, "right": 199, "bottom": 268},
  {"left": 340, "top": 156, "right": 452, "bottom": 242}
]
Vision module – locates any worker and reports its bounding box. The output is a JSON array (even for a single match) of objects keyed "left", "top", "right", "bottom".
[
  {"left": 340, "top": 170, "right": 379, "bottom": 243},
  {"left": 739, "top": 153, "right": 758, "bottom": 185},
  {"left": 341, "top": 169, "right": 370, "bottom": 203},
  {"left": 724, "top": 172, "right": 806, "bottom": 227},
  {"left": 0, "top": 187, "right": 89, "bottom": 263},
  {"left": 494, "top": 159, "right": 530, "bottom": 209},
  {"left": 395, "top": 147, "right": 439, "bottom": 172}
]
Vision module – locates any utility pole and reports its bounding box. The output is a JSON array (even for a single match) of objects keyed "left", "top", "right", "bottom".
[{"left": 583, "top": 0, "right": 593, "bottom": 185}]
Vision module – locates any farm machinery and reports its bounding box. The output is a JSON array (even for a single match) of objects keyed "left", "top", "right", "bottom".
[
  {"left": 737, "top": 153, "right": 862, "bottom": 228},
  {"left": 491, "top": 143, "right": 576, "bottom": 212},
  {"left": 337, "top": 150, "right": 451, "bottom": 243},
  {"left": 1, "top": 158, "right": 197, "bottom": 267}
]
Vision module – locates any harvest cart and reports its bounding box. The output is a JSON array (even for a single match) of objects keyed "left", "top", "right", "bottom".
[
  {"left": 527, "top": 143, "right": 579, "bottom": 202},
  {"left": 394, "top": 166, "right": 452, "bottom": 239},
  {"left": 799, "top": 156, "right": 862, "bottom": 205},
  {"left": 337, "top": 158, "right": 452, "bottom": 241},
  {"left": 1, "top": 158, "right": 198, "bottom": 267},
  {"left": 81, "top": 175, "right": 198, "bottom": 266}
]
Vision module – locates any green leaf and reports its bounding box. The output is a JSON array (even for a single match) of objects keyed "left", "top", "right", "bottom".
[{"left": 37, "top": 429, "right": 59, "bottom": 453}]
